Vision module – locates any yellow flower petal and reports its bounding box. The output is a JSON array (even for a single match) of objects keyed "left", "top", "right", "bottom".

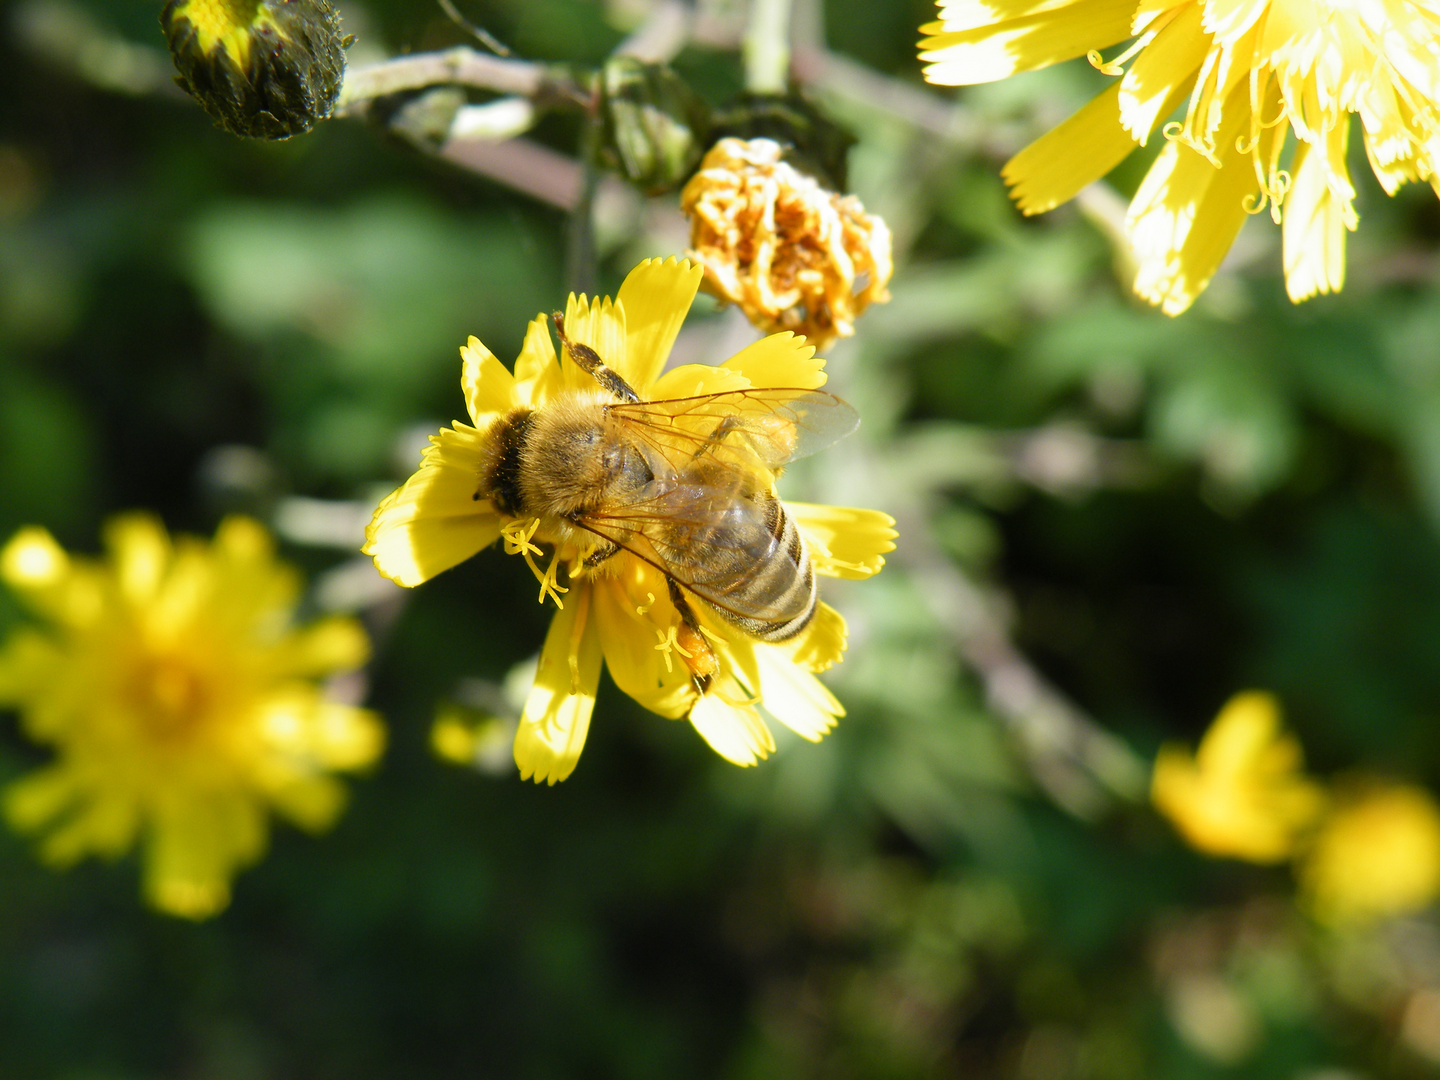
[
  {"left": 0, "top": 514, "right": 387, "bottom": 917},
  {"left": 213, "top": 515, "right": 273, "bottom": 561},
  {"left": 791, "top": 503, "right": 896, "bottom": 579},
  {"left": 276, "top": 616, "right": 370, "bottom": 676},
  {"left": 647, "top": 363, "right": 752, "bottom": 401},
  {"left": 515, "top": 585, "right": 603, "bottom": 784},
  {"left": 364, "top": 425, "right": 503, "bottom": 587},
  {"left": 922, "top": 0, "right": 1095, "bottom": 36},
  {"left": 615, "top": 257, "right": 704, "bottom": 394},
  {"left": 1299, "top": 782, "right": 1440, "bottom": 927},
  {"left": 720, "top": 331, "right": 825, "bottom": 390},
  {"left": 311, "top": 702, "right": 386, "bottom": 770},
  {"left": 462, "top": 335, "right": 520, "bottom": 428},
  {"left": 513, "top": 315, "right": 562, "bottom": 404},
  {"left": 144, "top": 797, "right": 262, "bottom": 919},
  {"left": 562, "top": 293, "right": 629, "bottom": 390},
  {"left": 1151, "top": 691, "right": 1327, "bottom": 862},
  {"left": 591, "top": 577, "right": 695, "bottom": 720},
  {"left": 1283, "top": 124, "right": 1357, "bottom": 302},
  {"left": 755, "top": 644, "right": 843, "bottom": 741},
  {"left": 689, "top": 693, "right": 774, "bottom": 766},
  {"left": 1194, "top": 0, "right": 1268, "bottom": 38},
  {"left": 1118, "top": 3, "right": 1207, "bottom": 144},
  {"left": 785, "top": 602, "right": 848, "bottom": 673},
  {"left": 0, "top": 629, "right": 61, "bottom": 705},
  {"left": 37, "top": 793, "right": 141, "bottom": 866},
  {"left": 103, "top": 514, "right": 172, "bottom": 605},
  {"left": 4, "top": 766, "right": 78, "bottom": 834},
  {"left": 260, "top": 689, "right": 383, "bottom": 768},
  {"left": 1004, "top": 82, "right": 1137, "bottom": 214},
  {"left": 267, "top": 775, "right": 346, "bottom": 833},
  {"left": 1, "top": 526, "right": 68, "bottom": 591},
  {"left": 920, "top": 0, "right": 1138, "bottom": 85},
  {"left": 1127, "top": 94, "right": 1260, "bottom": 315}
]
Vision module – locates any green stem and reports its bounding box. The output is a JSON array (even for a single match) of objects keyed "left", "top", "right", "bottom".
[{"left": 743, "top": 0, "right": 793, "bottom": 94}]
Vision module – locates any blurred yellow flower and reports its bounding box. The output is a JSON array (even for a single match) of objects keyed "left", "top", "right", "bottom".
[
  {"left": 0, "top": 515, "right": 384, "bottom": 919},
  {"left": 919, "top": 0, "right": 1440, "bottom": 312},
  {"left": 1298, "top": 782, "right": 1440, "bottom": 926},
  {"left": 365, "top": 257, "right": 895, "bottom": 784},
  {"left": 1152, "top": 691, "right": 1325, "bottom": 861},
  {"left": 680, "top": 138, "right": 893, "bottom": 349}
]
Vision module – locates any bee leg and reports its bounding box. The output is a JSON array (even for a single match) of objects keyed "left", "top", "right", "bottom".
[
  {"left": 667, "top": 579, "right": 719, "bottom": 693},
  {"left": 550, "top": 313, "right": 640, "bottom": 404},
  {"left": 690, "top": 416, "right": 746, "bottom": 461},
  {"left": 582, "top": 539, "right": 619, "bottom": 568}
]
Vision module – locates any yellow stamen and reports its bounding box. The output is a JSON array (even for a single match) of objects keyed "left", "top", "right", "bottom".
[
  {"left": 1087, "top": 26, "right": 1160, "bottom": 79},
  {"left": 500, "top": 517, "right": 543, "bottom": 558},
  {"left": 635, "top": 591, "right": 656, "bottom": 617},
  {"left": 536, "top": 551, "right": 569, "bottom": 609},
  {"left": 500, "top": 518, "right": 569, "bottom": 609},
  {"left": 1162, "top": 120, "right": 1221, "bottom": 167},
  {"left": 653, "top": 624, "right": 694, "bottom": 673}
]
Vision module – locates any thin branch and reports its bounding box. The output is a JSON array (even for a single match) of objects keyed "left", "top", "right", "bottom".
[
  {"left": 743, "top": 0, "right": 794, "bottom": 93},
  {"left": 440, "top": 137, "right": 585, "bottom": 209},
  {"left": 337, "top": 47, "right": 570, "bottom": 113},
  {"left": 613, "top": 0, "right": 693, "bottom": 63}
]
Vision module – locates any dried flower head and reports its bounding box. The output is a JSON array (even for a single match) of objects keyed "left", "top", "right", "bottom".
[{"left": 680, "top": 137, "right": 892, "bottom": 349}]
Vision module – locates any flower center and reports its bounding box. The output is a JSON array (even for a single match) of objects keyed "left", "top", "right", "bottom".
[{"left": 123, "top": 652, "right": 213, "bottom": 740}]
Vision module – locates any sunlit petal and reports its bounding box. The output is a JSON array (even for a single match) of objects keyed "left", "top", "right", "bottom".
[
  {"left": 364, "top": 426, "right": 503, "bottom": 587},
  {"left": 615, "top": 257, "right": 704, "bottom": 394},
  {"left": 515, "top": 586, "right": 603, "bottom": 785},
  {"left": 791, "top": 503, "right": 896, "bottom": 579}
]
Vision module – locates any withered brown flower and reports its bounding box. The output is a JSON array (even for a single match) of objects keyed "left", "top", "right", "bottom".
[{"left": 680, "top": 138, "right": 891, "bottom": 349}]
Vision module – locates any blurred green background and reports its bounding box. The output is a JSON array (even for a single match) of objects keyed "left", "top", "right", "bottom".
[{"left": 6, "top": 0, "right": 1440, "bottom": 1076}]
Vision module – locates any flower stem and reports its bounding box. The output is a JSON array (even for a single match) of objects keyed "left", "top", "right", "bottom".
[{"left": 743, "top": 0, "right": 793, "bottom": 94}]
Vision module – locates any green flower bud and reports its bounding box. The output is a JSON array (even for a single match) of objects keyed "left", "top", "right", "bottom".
[
  {"left": 596, "top": 57, "right": 710, "bottom": 195},
  {"left": 161, "top": 0, "right": 346, "bottom": 140}
]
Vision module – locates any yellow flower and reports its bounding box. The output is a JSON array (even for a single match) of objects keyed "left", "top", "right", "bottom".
[
  {"left": 1298, "top": 781, "right": 1440, "bottom": 926},
  {"left": 0, "top": 515, "right": 384, "bottom": 919},
  {"left": 680, "top": 138, "right": 893, "bottom": 349},
  {"left": 365, "top": 257, "right": 895, "bottom": 784},
  {"left": 919, "top": 0, "right": 1440, "bottom": 312},
  {"left": 1151, "top": 691, "right": 1325, "bottom": 861}
]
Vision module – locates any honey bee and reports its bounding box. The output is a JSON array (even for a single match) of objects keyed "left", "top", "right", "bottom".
[{"left": 473, "top": 314, "right": 858, "bottom": 689}]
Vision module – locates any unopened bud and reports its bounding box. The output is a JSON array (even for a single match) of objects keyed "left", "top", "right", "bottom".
[
  {"left": 597, "top": 57, "right": 710, "bottom": 195},
  {"left": 161, "top": 0, "right": 346, "bottom": 140}
]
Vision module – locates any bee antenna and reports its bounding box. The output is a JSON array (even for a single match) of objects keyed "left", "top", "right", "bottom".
[
  {"left": 436, "top": 0, "right": 513, "bottom": 57},
  {"left": 550, "top": 312, "right": 641, "bottom": 403}
]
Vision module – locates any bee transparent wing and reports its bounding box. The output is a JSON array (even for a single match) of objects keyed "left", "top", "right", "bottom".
[
  {"left": 574, "top": 478, "right": 808, "bottom": 627},
  {"left": 606, "top": 388, "right": 858, "bottom": 476}
]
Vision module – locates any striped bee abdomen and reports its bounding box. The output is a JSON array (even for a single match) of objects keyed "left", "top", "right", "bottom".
[{"left": 686, "top": 493, "right": 816, "bottom": 643}]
